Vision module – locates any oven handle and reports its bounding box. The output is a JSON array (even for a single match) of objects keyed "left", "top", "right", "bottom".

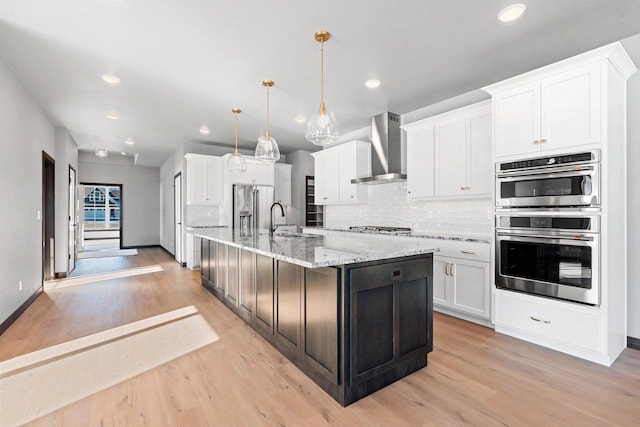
[
  {"left": 497, "top": 167, "right": 595, "bottom": 182},
  {"left": 497, "top": 232, "right": 595, "bottom": 243},
  {"left": 497, "top": 164, "right": 596, "bottom": 179}
]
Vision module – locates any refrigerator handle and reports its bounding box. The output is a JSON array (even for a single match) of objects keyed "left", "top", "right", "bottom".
[{"left": 253, "top": 188, "right": 259, "bottom": 231}]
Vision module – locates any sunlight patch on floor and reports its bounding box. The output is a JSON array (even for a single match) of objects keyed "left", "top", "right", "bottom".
[
  {"left": 44, "top": 265, "right": 163, "bottom": 290},
  {"left": 0, "top": 306, "right": 219, "bottom": 427}
]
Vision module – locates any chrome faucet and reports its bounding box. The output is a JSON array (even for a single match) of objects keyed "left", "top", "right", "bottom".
[{"left": 269, "top": 202, "right": 285, "bottom": 238}]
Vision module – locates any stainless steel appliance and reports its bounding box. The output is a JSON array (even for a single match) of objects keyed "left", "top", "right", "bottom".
[
  {"left": 232, "top": 184, "right": 274, "bottom": 233},
  {"left": 495, "top": 214, "right": 600, "bottom": 305},
  {"left": 496, "top": 150, "right": 600, "bottom": 209},
  {"left": 348, "top": 225, "right": 412, "bottom": 235}
]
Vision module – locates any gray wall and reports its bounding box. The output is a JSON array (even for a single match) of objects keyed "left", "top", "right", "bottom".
[
  {"left": 287, "top": 150, "right": 315, "bottom": 227},
  {"left": 159, "top": 146, "right": 184, "bottom": 255},
  {"left": 0, "top": 55, "right": 56, "bottom": 324},
  {"left": 54, "top": 128, "right": 78, "bottom": 274},
  {"left": 78, "top": 153, "right": 160, "bottom": 247},
  {"left": 627, "top": 72, "right": 640, "bottom": 340}
]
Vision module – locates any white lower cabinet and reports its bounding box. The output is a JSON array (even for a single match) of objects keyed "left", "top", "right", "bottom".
[
  {"left": 434, "top": 256, "right": 490, "bottom": 321},
  {"left": 186, "top": 234, "right": 201, "bottom": 270},
  {"left": 494, "top": 289, "right": 608, "bottom": 363}
]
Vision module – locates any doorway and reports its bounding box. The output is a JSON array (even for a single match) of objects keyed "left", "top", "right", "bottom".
[
  {"left": 79, "top": 183, "right": 122, "bottom": 254},
  {"left": 42, "top": 152, "right": 55, "bottom": 281},
  {"left": 174, "top": 172, "right": 182, "bottom": 264},
  {"left": 68, "top": 166, "right": 77, "bottom": 273}
]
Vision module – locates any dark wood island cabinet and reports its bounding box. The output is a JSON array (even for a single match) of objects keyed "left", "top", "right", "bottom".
[{"left": 198, "top": 232, "right": 434, "bottom": 406}]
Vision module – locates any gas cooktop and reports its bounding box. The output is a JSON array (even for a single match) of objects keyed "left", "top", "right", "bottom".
[{"left": 348, "top": 226, "right": 412, "bottom": 235}]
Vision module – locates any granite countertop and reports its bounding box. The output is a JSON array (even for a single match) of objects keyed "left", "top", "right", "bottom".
[
  {"left": 190, "top": 227, "right": 438, "bottom": 269},
  {"left": 304, "top": 227, "right": 491, "bottom": 244},
  {"left": 185, "top": 224, "right": 228, "bottom": 229}
]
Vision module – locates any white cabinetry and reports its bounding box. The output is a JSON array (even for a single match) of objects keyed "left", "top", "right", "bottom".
[
  {"left": 490, "top": 63, "right": 602, "bottom": 159},
  {"left": 228, "top": 156, "right": 274, "bottom": 186},
  {"left": 185, "top": 154, "right": 223, "bottom": 205},
  {"left": 485, "top": 43, "right": 636, "bottom": 366},
  {"left": 403, "top": 101, "right": 491, "bottom": 199},
  {"left": 432, "top": 240, "right": 491, "bottom": 323},
  {"left": 274, "top": 163, "right": 292, "bottom": 206},
  {"left": 311, "top": 140, "right": 371, "bottom": 205},
  {"left": 186, "top": 234, "right": 201, "bottom": 270}
]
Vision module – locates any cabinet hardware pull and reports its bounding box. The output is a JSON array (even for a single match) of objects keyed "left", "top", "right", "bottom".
[
  {"left": 323, "top": 197, "right": 327, "bottom": 200},
  {"left": 449, "top": 263, "right": 454, "bottom": 277},
  {"left": 350, "top": 195, "right": 354, "bottom": 198},
  {"left": 461, "top": 250, "right": 476, "bottom": 255},
  {"left": 533, "top": 140, "right": 540, "bottom": 145},
  {"left": 530, "top": 316, "right": 551, "bottom": 324},
  {"left": 460, "top": 186, "right": 465, "bottom": 191},
  {"left": 540, "top": 138, "right": 547, "bottom": 144},
  {"left": 408, "top": 191, "right": 412, "bottom": 194},
  {"left": 444, "top": 263, "right": 449, "bottom": 276}
]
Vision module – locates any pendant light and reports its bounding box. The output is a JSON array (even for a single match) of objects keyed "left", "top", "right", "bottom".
[
  {"left": 227, "top": 108, "right": 247, "bottom": 173},
  {"left": 255, "top": 80, "right": 281, "bottom": 162},
  {"left": 305, "top": 30, "right": 339, "bottom": 146}
]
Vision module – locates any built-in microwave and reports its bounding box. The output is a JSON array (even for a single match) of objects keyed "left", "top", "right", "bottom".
[{"left": 496, "top": 151, "right": 600, "bottom": 209}]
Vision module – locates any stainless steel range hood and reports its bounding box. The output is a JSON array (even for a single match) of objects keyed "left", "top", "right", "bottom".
[{"left": 351, "top": 112, "right": 406, "bottom": 184}]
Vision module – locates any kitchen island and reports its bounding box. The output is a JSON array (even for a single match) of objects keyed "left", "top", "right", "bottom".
[{"left": 192, "top": 228, "right": 437, "bottom": 406}]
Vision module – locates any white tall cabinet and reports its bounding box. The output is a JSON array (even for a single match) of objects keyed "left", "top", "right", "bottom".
[
  {"left": 484, "top": 42, "right": 636, "bottom": 366},
  {"left": 185, "top": 154, "right": 224, "bottom": 205}
]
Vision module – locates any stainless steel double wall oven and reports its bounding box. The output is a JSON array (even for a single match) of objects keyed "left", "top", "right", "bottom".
[{"left": 495, "top": 150, "right": 601, "bottom": 305}]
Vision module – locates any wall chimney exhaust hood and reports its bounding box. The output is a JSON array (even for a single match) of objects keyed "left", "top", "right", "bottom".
[{"left": 351, "top": 112, "right": 406, "bottom": 184}]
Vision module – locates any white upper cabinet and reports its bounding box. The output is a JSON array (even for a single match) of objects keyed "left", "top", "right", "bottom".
[
  {"left": 489, "top": 62, "right": 604, "bottom": 159},
  {"left": 185, "top": 154, "right": 223, "bottom": 205},
  {"left": 229, "top": 157, "right": 275, "bottom": 186},
  {"left": 404, "top": 100, "right": 492, "bottom": 199},
  {"left": 311, "top": 140, "right": 371, "bottom": 205},
  {"left": 274, "top": 163, "right": 292, "bottom": 206}
]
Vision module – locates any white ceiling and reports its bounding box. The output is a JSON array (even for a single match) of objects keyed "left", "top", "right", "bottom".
[{"left": 1, "top": 0, "right": 640, "bottom": 167}]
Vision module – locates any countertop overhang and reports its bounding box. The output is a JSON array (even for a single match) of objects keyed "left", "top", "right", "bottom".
[{"left": 191, "top": 228, "right": 438, "bottom": 268}]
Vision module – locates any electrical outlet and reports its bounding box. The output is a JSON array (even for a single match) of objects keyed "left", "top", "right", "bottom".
[
  {"left": 37, "top": 210, "right": 41, "bottom": 220},
  {"left": 18, "top": 280, "right": 23, "bottom": 291}
]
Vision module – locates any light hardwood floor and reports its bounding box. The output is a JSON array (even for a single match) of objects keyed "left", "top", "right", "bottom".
[{"left": 1, "top": 248, "right": 639, "bottom": 426}]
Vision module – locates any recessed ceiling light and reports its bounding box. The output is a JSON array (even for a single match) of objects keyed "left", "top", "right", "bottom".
[
  {"left": 101, "top": 74, "right": 120, "bottom": 85},
  {"left": 497, "top": 3, "right": 527, "bottom": 22},
  {"left": 95, "top": 149, "right": 108, "bottom": 158},
  {"left": 365, "top": 79, "right": 381, "bottom": 89},
  {"left": 199, "top": 126, "right": 210, "bottom": 134},
  {"left": 294, "top": 116, "right": 306, "bottom": 123},
  {"left": 106, "top": 113, "right": 119, "bottom": 120},
  {"left": 125, "top": 138, "right": 135, "bottom": 145},
  {"left": 121, "top": 152, "right": 127, "bottom": 156}
]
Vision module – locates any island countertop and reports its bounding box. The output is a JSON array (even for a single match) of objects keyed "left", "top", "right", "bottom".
[{"left": 191, "top": 227, "right": 438, "bottom": 268}]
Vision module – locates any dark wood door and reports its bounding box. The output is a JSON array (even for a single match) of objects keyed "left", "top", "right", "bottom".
[
  {"left": 275, "top": 260, "right": 302, "bottom": 354},
  {"left": 226, "top": 246, "right": 239, "bottom": 306},
  {"left": 201, "top": 238, "right": 210, "bottom": 282},
  {"left": 239, "top": 250, "right": 256, "bottom": 320},
  {"left": 302, "top": 267, "right": 339, "bottom": 384},
  {"left": 254, "top": 254, "right": 274, "bottom": 335},
  {"left": 215, "top": 243, "right": 226, "bottom": 297}
]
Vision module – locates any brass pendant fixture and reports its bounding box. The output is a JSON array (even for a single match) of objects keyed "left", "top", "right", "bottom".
[
  {"left": 255, "top": 80, "right": 281, "bottom": 162},
  {"left": 227, "top": 108, "right": 247, "bottom": 172},
  {"left": 305, "top": 30, "right": 339, "bottom": 146}
]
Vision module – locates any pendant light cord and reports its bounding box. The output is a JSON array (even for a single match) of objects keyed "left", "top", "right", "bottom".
[
  {"left": 265, "top": 85, "right": 270, "bottom": 139},
  {"left": 319, "top": 40, "right": 325, "bottom": 114},
  {"left": 234, "top": 112, "right": 239, "bottom": 156}
]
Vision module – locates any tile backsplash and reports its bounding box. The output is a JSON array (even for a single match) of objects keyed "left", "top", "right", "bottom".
[
  {"left": 325, "top": 182, "right": 493, "bottom": 238},
  {"left": 186, "top": 205, "right": 220, "bottom": 226}
]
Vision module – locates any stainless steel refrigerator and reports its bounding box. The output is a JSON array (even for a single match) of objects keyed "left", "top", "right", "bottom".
[{"left": 232, "top": 184, "right": 274, "bottom": 233}]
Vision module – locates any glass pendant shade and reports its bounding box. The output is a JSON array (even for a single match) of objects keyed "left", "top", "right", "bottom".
[
  {"left": 255, "top": 135, "right": 280, "bottom": 162},
  {"left": 227, "top": 152, "right": 247, "bottom": 172},
  {"left": 305, "top": 106, "right": 339, "bottom": 146}
]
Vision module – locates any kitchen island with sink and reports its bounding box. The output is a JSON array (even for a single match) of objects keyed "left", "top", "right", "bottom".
[{"left": 192, "top": 228, "right": 437, "bottom": 406}]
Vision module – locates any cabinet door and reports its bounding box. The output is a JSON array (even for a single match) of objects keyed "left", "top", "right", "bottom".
[
  {"left": 314, "top": 153, "right": 339, "bottom": 204},
  {"left": 239, "top": 250, "right": 256, "bottom": 322},
  {"left": 274, "top": 163, "right": 292, "bottom": 206},
  {"left": 450, "top": 259, "right": 490, "bottom": 319},
  {"left": 435, "top": 117, "right": 467, "bottom": 197},
  {"left": 255, "top": 254, "right": 274, "bottom": 335},
  {"left": 226, "top": 246, "right": 239, "bottom": 306},
  {"left": 466, "top": 110, "right": 492, "bottom": 196},
  {"left": 216, "top": 243, "right": 226, "bottom": 297},
  {"left": 275, "top": 261, "right": 302, "bottom": 354},
  {"left": 201, "top": 237, "right": 210, "bottom": 282},
  {"left": 494, "top": 82, "right": 541, "bottom": 158},
  {"left": 339, "top": 146, "right": 358, "bottom": 202},
  {"left": 433, "top": 258, "right": 450, "bottom": 307},
  {"left": 187, "top": 157, "right": 209, "bottom": 204},
  {"left": 541, "top": 63, "right": 601, "bottom": 151},
  {"left": 302, "top": 267, "right": 339, "bottom": 384},
  {"left": 232, "top": 161, "right": 275, "bottom": 186},
  {"left": 406, "top": 127, "right": 435, "bottom": 199},
  {"left": 206, "top": 157, "right": 223, "bottom": 204}
]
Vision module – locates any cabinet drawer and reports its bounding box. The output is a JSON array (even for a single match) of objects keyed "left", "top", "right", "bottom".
[
  {"left": 350, "top": 258, "right": 430, "bottom": 285},
  {"left": 434, "top": 240, "right": 490, "bottom": 262},
  {"left": 495, "top": 290, "right": 601, "bottom": 352}
]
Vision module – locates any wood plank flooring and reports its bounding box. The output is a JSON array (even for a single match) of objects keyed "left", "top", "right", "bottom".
[{"left": 1, "top": 247, "right": 639, "bottom": 426}]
